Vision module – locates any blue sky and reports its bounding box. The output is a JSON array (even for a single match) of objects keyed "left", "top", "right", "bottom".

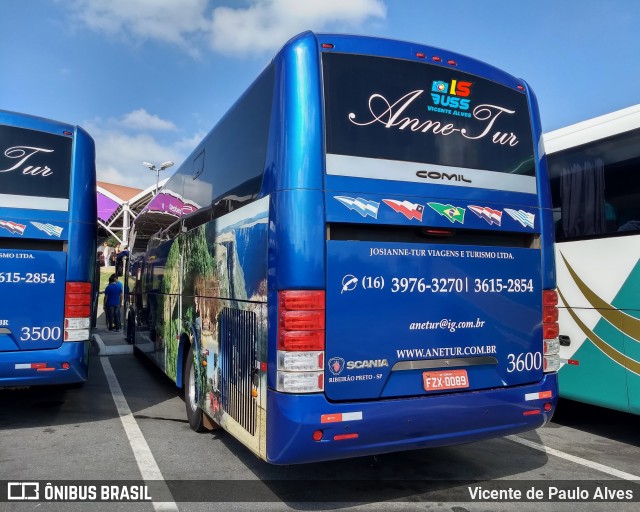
[{"left": 1, "top": 0, "right": 638, "bottom": 190}]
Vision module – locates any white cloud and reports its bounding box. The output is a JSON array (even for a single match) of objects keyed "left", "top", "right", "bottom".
[
  {"left": 120, "top": 109, "right": 177, "bottom": 131},
  {"left": 67, "top": 0, "right": 209, "bottom": 56},
  {"left": 209, "top": 0, "right": 386, "bottom": 56},
  {"left": 66, "top": 0, "right": 386, "bottom": 57},
  {"left": 85, "top": 116, "right": 197, "bottom": 190}
]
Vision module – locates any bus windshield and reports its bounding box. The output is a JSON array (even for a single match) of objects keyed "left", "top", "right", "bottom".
[{"left": 323, "top": 53, "right": 536, "bottom": 193}]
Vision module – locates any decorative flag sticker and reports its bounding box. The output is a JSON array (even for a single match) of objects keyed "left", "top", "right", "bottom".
[
  {"left": 382, "top": 199, "right": 424, "bottom": 222},
  {"left": 334, "top": 196, "right": 380, "bottom": 219},
  {"left": 31, "top": 222, "right": 64, "bottom": 238},
  {"left": 0, "top": 220, "right": 26, "bottom": 235},
  {"left": 504, "top": 208, "right": 535, "bottom": 229},
  {"left": 468, "top": 205, "right": 502, "bottom": 226},
  {"left": 427, "top": 202, "right": 466, "bottom": 224}
]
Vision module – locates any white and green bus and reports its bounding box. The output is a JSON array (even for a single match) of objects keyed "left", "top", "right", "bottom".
[{"left": 546, "top": 104, "right": 640, "bottom": 414}]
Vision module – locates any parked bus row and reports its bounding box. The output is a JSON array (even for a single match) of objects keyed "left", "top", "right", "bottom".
[{"left": 2, "top": 31, "right": 637, "bottom": 465}]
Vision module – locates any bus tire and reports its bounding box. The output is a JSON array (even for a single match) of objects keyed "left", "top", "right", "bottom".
[
  {"left": 126, "top": 310, "right": 135, "bottom": 344},
  {"left": 185, "top": 349, "right": 206, "bottom": 432}
]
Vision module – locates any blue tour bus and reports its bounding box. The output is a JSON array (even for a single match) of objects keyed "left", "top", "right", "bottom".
[
  {"left": 126, "top": 32, "right": 559, "bottom": 464},
  {"left": 0, "top": 110, "right": 96, "bottom": 386}
]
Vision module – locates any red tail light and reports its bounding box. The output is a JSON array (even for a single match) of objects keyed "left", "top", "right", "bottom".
[
  {"left": 64, "top": 282, "right": 92, "bottom": 317},
  {"left": 278, "top": 291, "right": 325, "bottom": 350},
  {"left": 64, "top": 282, "right": 92, "bottom": 341},
  {"left": 543, "top": 322, "right": 560, "bottom": 339},
  {"left": 543, "top": 306, "right": 559, "bottom": 323},
  {"left": 279, "top": 290, "right": 325, "bottom": 310},
  {"left": 543, "top": 289, "right": 560, "bottom": 373},
  {"left": 543, "top": 290, "right": 558, "bottom": 306},
  {"left": 280, "top": 310, "right": 325, "bottom": 331},
  {"left": 277, "top": 290, "right": 325, "bottom": 393},
  {"left": 279, "top": 330, "right": 324, "bottom": 351}
]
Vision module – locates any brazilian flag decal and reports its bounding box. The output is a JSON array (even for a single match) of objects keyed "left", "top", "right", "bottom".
[{"left": 427, "top": 202, "right": 466, "bottom": 224}]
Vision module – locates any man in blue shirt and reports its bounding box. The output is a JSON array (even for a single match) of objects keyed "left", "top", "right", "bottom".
[
  {"left": 104, "top": 275, "right": 122, "bottom": 332},
  {"left": 115, "top": 246, "right": 129, "bottom": 277}
]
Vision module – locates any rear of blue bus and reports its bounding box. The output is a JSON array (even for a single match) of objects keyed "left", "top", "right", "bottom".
[
  {"left": 266, "top": 34, "right": 558, "bottom": 464},
  {"left": 0, "top": 111, "right": 96, "bottom": 386}
]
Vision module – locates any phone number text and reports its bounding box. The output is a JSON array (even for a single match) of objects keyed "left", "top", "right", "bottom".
[
  {"left": 0, "top": 272, "right": 56, "bottom": 284},
  {"left": 358, "top": 276, "right": 534, "bottom": 293}
]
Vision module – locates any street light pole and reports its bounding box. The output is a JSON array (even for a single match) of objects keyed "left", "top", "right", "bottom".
[{"left": 142, "top": 160, "right": 174, "bottom": 195}]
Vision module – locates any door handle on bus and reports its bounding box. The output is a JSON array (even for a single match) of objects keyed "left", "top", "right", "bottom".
[{"left": 559, "top": 335, "right": 571, "bottom": 346}]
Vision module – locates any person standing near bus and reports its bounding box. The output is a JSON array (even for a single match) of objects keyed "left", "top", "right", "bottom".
[
  {"left": 115, "top": 245, "right": 129, "bottom": 277},
  {"left": 104, "top": 275, "right": 122, "bottom": 332}
]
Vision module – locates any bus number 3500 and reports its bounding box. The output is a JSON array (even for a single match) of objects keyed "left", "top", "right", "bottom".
[{"left": 20, "top": 326, "right": 62, "bottom": 341}]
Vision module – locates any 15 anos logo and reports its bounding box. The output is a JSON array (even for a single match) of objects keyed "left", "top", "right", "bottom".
[{"left": 431, "top": 79, "right": 473, "bottom": 111}]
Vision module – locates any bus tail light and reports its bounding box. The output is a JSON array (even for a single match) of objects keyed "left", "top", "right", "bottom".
[
  {"left": 64, "top": 282, "right": 92, "bottom": 342},
  {"left": 277, "top": 291, "right": 325, "bottom": 393},
  {"left": 542, "top": 290, "right": 560, "bottom": 373}
]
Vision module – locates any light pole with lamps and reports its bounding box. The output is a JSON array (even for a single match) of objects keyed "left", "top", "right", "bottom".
[{"left": 142, "top": 160, "right": 174, "bottom": 195}]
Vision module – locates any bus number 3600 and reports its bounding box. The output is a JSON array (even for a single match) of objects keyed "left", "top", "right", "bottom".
[
  {"left": 20, "top": 326, "right": 62, "bottom": 341},
  {"left": 506, "top": 352, "right": 542, "bottom": 372}
]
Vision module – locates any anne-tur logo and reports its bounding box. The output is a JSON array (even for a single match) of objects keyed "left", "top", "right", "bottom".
[
  {"left": 348, "top": 91, "right": 520, "bottom": 147},
  {"left": 1, "top": 146, "right": 55, "bottom": 176}
]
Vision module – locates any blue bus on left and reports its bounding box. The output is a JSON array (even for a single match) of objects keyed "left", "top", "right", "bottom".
[{"left": 0, "top": 110, "right": 96, "bottom": 386}]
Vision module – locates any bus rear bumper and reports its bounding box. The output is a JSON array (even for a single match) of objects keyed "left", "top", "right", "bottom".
[
  {"left": 266, "top": 373, "right": 557, "bottom": 464},
  {"left": 0, "top": 341, "right": 89, "bottom": 387}
]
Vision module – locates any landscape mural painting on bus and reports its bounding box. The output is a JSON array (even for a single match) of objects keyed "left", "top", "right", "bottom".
[{"left": 325, "top": 240, "right": 543, "bottom": 401}]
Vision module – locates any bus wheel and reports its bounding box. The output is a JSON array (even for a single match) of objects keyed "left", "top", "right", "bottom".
[
  {"left": 126, "top": 311, "right": 135, "bottom": 344},
  {"left": 185, "top": 349, "right": 206, "bottom": 432}
]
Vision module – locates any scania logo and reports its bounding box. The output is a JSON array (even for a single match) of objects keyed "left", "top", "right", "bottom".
[
  {"left": 328, "top": 357, "right": 345, "bottom": 375},
  {"left": 416, "top": 170, "right": 472, "bottom": 183},
  {"left": 346, "top": 359, "right": 389, "bottom": 370}
]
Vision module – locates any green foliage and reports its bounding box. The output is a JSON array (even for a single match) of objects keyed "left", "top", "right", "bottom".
[
  {"left": 156, "top": 238, "right": 182, "bottom": 353},
  {"left": 104, "top": 235, "right": 120, "bottom": 247},
  {"left": 183, "top": 226, "right": 214, "bottom": 297},
  {"left": 165, "top": 316, "right": 182, "bottom": 382}
]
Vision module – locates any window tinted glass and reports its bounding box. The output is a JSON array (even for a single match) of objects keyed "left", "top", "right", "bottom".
[
  {"left": 185, "top": 64, "right": 274, "bottom": 214},
  {"left": 0, "top": 125, "right": 72, "bottom": 199},
  {"left": 323, "top": 53, "right": 534, "bottom": 176},
  {"left": 144, "top": 64, "right": 274, "bottom": 238},
  {"left": 549, "top": 128, "right": 640, "bottom": 240}
]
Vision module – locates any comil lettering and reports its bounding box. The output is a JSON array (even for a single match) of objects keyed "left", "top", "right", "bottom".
[
  {"left": 416, "top": 170, "right": 472, "bottom": 183},
  {"left": 1, "top": 146, "right": 54, "bottom": 176},
  {"left": 348, "top": 90, "right": 519, "bottom": 146}
]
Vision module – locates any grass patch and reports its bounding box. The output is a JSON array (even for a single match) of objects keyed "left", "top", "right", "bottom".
[{"left": 98, "top": 267, "right": 118, "bottom": 293}]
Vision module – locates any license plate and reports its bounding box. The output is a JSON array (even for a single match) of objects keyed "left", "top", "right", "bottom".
[{"left": 423, "top": 369, "right": 469, "bottom": 391}]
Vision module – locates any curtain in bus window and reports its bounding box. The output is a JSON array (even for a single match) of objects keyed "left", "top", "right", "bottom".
[{"left": 560, "top": 159, "right": 606, "bottom": 237}]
